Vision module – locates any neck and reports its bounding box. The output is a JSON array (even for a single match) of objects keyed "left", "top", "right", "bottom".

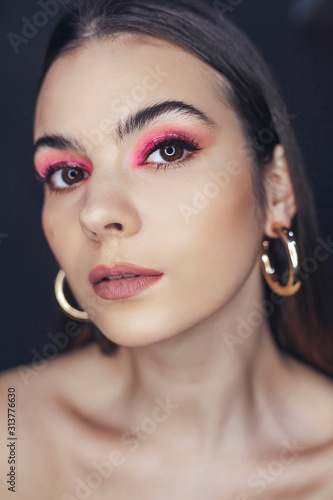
[{"left": 119, "top": 265, "right": 290, "bottom": 452}]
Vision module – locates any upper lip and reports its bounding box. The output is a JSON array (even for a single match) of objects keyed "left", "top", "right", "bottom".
[{"left": 88, "top": 263, "right": 163, "bottom": 285}]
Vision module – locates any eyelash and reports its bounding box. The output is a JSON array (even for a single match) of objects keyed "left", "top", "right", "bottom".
[{"left": 35, "top": 136, "right": 201, "bottom": 194}]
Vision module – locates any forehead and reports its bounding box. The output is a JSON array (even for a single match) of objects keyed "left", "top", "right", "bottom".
[{"left": 34, "top": 35, "right": 234, "bottom": 142}]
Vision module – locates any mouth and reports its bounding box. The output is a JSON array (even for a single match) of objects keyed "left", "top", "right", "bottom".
[
  {"left": 88, "top": 263, "right": 164, "bottom": 300},
  {"left": 88, "top": 263, "right": 163, "bottom": 284},
  {"left": 100, "top": 274, "right": 140, "bottom": 281}
]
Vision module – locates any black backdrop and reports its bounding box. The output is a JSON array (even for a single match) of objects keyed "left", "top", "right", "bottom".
[{"left": 1, "top": 0, "right": 332, "bottom": 372}]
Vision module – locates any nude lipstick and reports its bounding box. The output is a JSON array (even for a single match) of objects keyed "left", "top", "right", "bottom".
[{"left": 88, "top": 263, "right": 164, "bottom": 300}]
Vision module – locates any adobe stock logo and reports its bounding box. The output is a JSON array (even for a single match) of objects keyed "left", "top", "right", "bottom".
[{"left": 7, "top": 0, "right": 70, "bottom": 54}]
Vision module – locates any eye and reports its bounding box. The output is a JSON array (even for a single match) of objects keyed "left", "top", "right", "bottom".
[
  {"left": 142, "top": 137, "right": 201, "bottom": 170},
  {"left": 40, "top": 163, "right": 90, "bottom": 193},
  {"left": 147, "top": 142, "right": 186, "bottom": 163}
]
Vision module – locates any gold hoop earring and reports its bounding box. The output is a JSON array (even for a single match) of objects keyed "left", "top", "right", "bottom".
[
  {"left": 54, "top": 269, "right": 90, "bottom": 321},
  {"left": 260, "top": 223, "right": 301, "bottom": 297}
]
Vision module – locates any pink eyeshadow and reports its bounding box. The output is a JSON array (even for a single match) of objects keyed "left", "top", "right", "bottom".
[
  {"left": 35, "top": 150, "right": 93, "bottom": 178},
  {"left": 129, "top": 123, "right": 216, "bottom": 168}
]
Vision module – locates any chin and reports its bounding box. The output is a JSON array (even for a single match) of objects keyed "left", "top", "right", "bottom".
[{"left": 90, "top": 310, "right": 179, "bottom": 348}]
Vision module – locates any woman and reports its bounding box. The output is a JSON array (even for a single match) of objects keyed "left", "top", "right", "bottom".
[{"left": 1, "top": 0, "right": 333, "bottom": 498}]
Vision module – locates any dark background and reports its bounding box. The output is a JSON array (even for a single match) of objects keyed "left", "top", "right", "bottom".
[{"left": 1, "top": 0, "right": 332, "bottom": 372}]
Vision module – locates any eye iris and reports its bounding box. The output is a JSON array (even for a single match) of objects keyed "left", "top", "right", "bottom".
[
  {"left": 62, "top": 167, "right": 83, "bottom": 185},
  {"left": 160, "top": 144, "right": 184, "bottom": 162}
]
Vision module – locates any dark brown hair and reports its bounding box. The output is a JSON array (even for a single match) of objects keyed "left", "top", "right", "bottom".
[{"left": 36, "top": 0, "right": 333, "bottom": 376}]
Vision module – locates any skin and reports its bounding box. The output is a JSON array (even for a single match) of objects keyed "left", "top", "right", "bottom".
[{"left": 1, "top": 35, "right": 333, "bottom": 499}]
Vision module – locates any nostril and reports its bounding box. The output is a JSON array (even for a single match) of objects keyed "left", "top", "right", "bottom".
[{"left": 105, "top": 222, "right": 123, "bottom": 231}]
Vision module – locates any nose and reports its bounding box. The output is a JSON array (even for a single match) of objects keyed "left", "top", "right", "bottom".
[{"left": 78, "top": 174, "right": 140, "bottom": 241}]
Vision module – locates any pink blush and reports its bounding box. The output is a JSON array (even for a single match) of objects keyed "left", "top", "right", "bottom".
[
  {"left": 35, "top": 151, "right": 93, "bottom": 178},
  {"left": 129, "top": 123, "right": 216, "bottom": 168}
]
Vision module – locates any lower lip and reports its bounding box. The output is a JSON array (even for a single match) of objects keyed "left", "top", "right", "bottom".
[{"left": 92, "top": 275, "right": 164, "bottom": 300}]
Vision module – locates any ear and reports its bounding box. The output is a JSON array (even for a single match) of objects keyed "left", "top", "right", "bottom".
[{"left": 263, "top": 144, "right": 297, "bottom": 238}]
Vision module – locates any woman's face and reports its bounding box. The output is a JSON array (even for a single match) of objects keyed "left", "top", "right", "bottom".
[{"left": 34, "top": 36, "right": 266, "bottom": 346}]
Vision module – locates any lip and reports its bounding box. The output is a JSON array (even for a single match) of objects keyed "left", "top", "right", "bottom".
[
  {"left": 88, "top": 263, "right": 163, "bottom": 284},
  {"left": 88, "top": 263, "right": 164, "bottom": 300}
]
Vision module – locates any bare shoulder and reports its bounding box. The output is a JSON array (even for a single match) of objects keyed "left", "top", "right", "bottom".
[
  {"left": 0, "top": 343, "right": 122, "bottom": 499},
  {"left": 286, "top": 357, "right": 333, "bottom": 498},
  {"left": 0, "top": 342, "right": 123, "bottom": 423},
  {"left": 0, "top": 342, "right": 110, "bottom": 396},
  {"left": 278, "top": 353, "right": 333, "bottom": 450}
]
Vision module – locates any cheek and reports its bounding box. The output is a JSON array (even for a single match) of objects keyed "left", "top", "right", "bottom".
[
  {"left": 216, "top": 171, "right": 256, "bottom": 232},
  {"left": 176, "top": 163, "right": 261, "bottom": 295},
  {"left": 41, "top": 204, "right": 63, "bottom": 272},
  {"left": 205, "top": 166, "right": 259, "bottom": 254},
  {"left": 41, "top": 198, "right": 73, "bottom": 265},
  {"left": 41, "top": 202, "right": 55, "bottom": 246}
]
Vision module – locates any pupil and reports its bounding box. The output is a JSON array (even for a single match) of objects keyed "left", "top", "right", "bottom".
[
  {"left": 160, "top": 144, "right": 184, "bottom": 162},
  {"left": 62, "top": 167, "right": 82, "bottom": 186},
  {"left": 165, "top": 146, "right": 175, "bottom": 156}
]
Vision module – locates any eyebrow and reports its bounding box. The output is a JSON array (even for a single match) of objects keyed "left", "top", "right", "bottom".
[{"left": 33, "top": 100, "right": 218, "bottom": 157}]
